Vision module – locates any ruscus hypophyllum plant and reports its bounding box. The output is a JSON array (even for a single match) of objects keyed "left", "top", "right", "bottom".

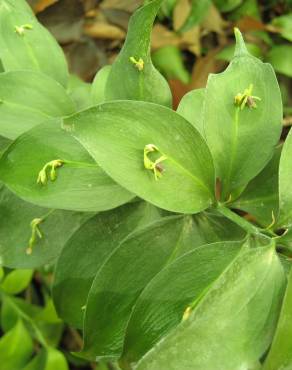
[{"left": 0, "top": 0, "right": 292, "bottom": 369}]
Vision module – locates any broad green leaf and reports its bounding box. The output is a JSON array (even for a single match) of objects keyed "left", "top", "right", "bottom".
[
  {"left": 263, "top": 269, "right": 292, "bottom": 370},
  {"left": 68, "top": 101, "right": 215, "bottom": 214},
  {"left": 136, "top": 245, "right": 285, "bottom": 370},
  {"left": 53, "top": 202, "right": 161, "bottom": 328},
  {"left": 67, "top": 75, "right": 92, "bottom": 111},
  {"left": 0, "top": 0, "right": 69, "bottom": 86},
  {"left": 0, "top": 184, "right": 92, "bottom": 268},
  {"left": 1, "top": 269, "right": 33, "bottom": 294},
  {"left": 179, "top": 0, "right": 211, "bottom": 33},
  {"left": 91, "top": 65, "right": 111, "bottom": 105},
  {"left": 122, "top": 241, "right": 242, "bottom": 363},
  {"left": 177, "top": 88, "right": 205, "bottom": 136},
  {"left": 266, "top": 45, "right": 292, "bottom": 78},
  {"left": 104, "top": 0, "right": 172, "bottom": 107},
  {"left": 204, "top": 29, "right": 282, "bottom": 199},
  {"left": 232, "top": 146, "right": 281, "bottom": 227},
  {"left": 0, "top": 70, "right": 75, "bottom": 139},
  {"left": 23, "top": 348, "right": 68, "bottom": 370},
  {"left": 279, "top": 129, "right": 292, "bottom": 227},
  {"left": 272, "top": 13, "right": 292, "bottom": 42},
  {"left": 0, "top": 136, "right": 11, "bottom": 154},
  {"left": 0, "top": 320, "right": 34, "bottom": 370},
  {"left": 152, "top": 46, "right": 190, "bottom": 84},
  {"left": 81, "top": 216, "right": 202, "bottom": 360},
  {"left": 0, "top": 121, "right": 133, "bottom": 211}
]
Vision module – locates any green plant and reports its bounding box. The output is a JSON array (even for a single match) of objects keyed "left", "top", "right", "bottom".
[{"left": 1, "top": 0, "right": 292, "bottom": 369}]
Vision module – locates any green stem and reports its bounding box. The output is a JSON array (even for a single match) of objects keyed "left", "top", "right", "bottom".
[{"left": 217, "top": 204, "right": 260, "bottom": 235}]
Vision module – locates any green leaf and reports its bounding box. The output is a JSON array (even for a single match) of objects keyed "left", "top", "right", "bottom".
[
  {"left": 179, "top": 0, "right": 211, "bottom": 33},
  {"left": 213, "top": 0, "right": 242, "bottom": 12},
  {"left": 0, "top": 184, "right": 92, "bottom": 268},
  {"left": 263, "top": 268, "right": 292, "bottom": 370},
  {"left": 122, "top": 241, "right": 242, "bottom": 363},
  {"left": 67, "top": 75, "right": 92, "bottom": 111},
  {"left": 271, "top": 13, "right": 292, "bottom": 42},
  {"left": 177, "top": 88, "right": 205, "bottom": 136},
  {"left": 23, "top": 348, "right": 67, "bottom": 370},
  {"left": 204, "top": 29, "right": 282, "bottom": 199},
  {"left": 1, "top": 269, "right": 33, "bottom": 294},
  {"left": 53, "top": 201, "right": 161, "bottom": 328},
  {"left": 0, "top": 320, "right": 34, "bottom": 370},
  {"left": 279, "top": 129, "right": 292, "bottom": 227},
  {"left": 216, "top": 42, "right": 263, "bottom": 62},
  {"left": 0, "top": 0, "right": 69, "bottom": 86},
  {"left": 104, "top": 0, "right": 172, "bottom": 107},
  {"left": 152, "top": 46, "right": 190, "bottom": 84},
  {"left": 231, "top": 146, "right": 281, "bottom": 227},
  {"left": 0, "top": 121, "right": 133, "bottom": 211},
  {"left": 81, "top": 216, "right": 203, "bottom": 360},
  {"left": 68, "top": 101, "right": 215, "bottom": 214},
  {"left": 91, "top": 65, "right": 111, "bottom": 105},
  {"left": 0, "top": 70, "right": 75, "bottom": 139},
  {"left": 1, "top": 295, "right": 63, "bottom": 347},
  {"left": 266, "top": 45, "right": 292, "bottom": 78},
  {"left": 135, "top": 245, "right": 285, "bottom": 370},
  {"left": 23, "top": 347, "right": 68, "bottom": 370}
]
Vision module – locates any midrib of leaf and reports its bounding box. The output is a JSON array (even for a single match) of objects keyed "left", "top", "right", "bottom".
[
  {"left": 222, "top": 107, "right": 240, "bottom": 199},
  {"left": 24, "top": 34, "right": 42, "bottom": 71},
  {"left": 166, "top": 154, "right": 213, "bottom": 199}
]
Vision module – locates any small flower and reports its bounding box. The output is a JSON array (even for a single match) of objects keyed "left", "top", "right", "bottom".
[
  {"left": 15, "top": 24, "right": 33, "bottom": 36},
  {"left": 130, "top": 56, "right": 144, "bottom": 71},
  {"left": 234, "top": 84, "right": 261, "bottom": 110},
  {"left": 143, "top": 144, "right": 167, "bottom": 181}
]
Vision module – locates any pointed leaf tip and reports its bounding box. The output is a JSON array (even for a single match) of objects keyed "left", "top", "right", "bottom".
[{"left": 234, "top": 28, "right": 249, "bottom": 57}]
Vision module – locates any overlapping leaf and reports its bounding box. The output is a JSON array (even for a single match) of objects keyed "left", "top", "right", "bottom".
[
  {"left": 177, "top": 88, "right": 205, "bottom": 137},
  {"left": 204, "top": 29, "right": 282, "bottom": 199},
  {"left": 122, "top": 241, "right": 243, "bottom": 363},
  {"left": 263, "top": 269, "right": 292, "bottom": 370},
  {"left": 53, "top": 202, "right": 161, "bottom": 328},
  {"left": 0, "top": 184, "right": 92, "bottom": 268},
  {"left": 232, "top": 146, "right": 281, "bottom": 227},
  {"left": 68, "top": 101, "right": 215, "bottom": 214},
  {"left": 279, "top": 129, "right": 292, "bottom": 227},
  {"left": 0, "top": 121, "right": 133, "bottom": 211},
  {"left": 0, "top": 0, "right": 69, "bottom": 86},
  {"left": 104, "top": 0, "right": 172, "bottom": 107},
  {"left": 0, "top": 70, "right": 75, "bottom": 139},
  {"left": 136, "top": 245, "right": 285, "bottom": 370}
]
